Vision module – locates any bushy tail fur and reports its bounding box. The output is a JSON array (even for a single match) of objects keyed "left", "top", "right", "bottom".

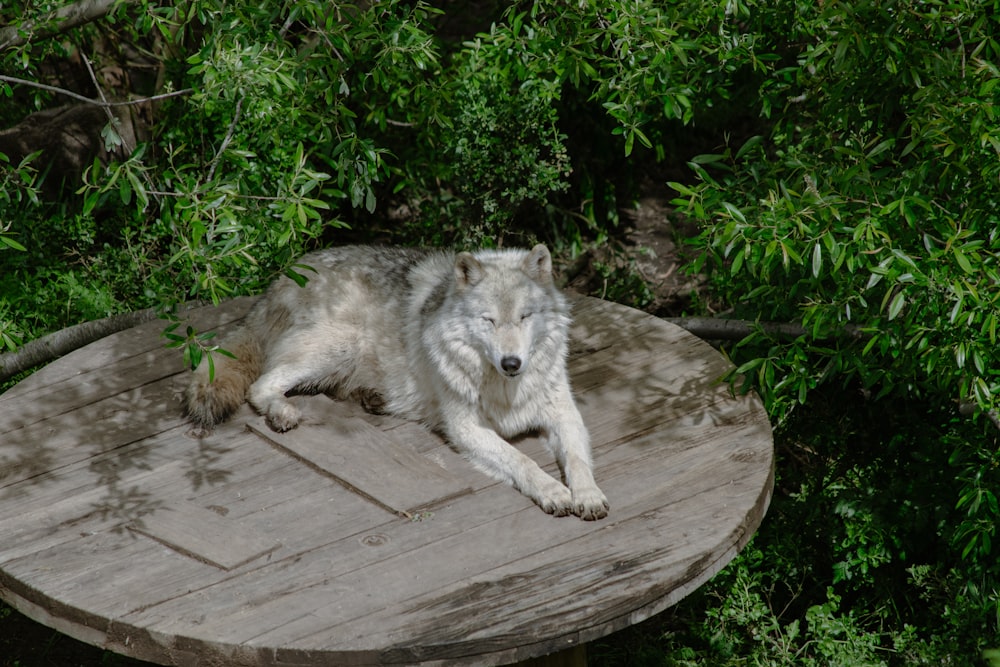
[{"left": 185, "top": 329, "right": 263, "bottom": 429}]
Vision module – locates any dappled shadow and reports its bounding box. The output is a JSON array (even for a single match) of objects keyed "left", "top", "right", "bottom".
[
  {"left": 88, "top": 439, "right": 163, "bottom": 535},
  {"left": 183, "top": 437, "right": 234, "bottom": 491},
  {"left": 566, "top": 295, "right": 774, "bottom": 528},
  {"left": 569, "top": 295, "right": 760, "bottom": 443},
  {"left": 0, "top": 298, "right": 256, "bottom": 534}
]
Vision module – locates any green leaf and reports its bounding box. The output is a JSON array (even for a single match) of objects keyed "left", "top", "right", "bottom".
[
  {"left": 735, "top": 135, "right": 763, "bottom": 161},
  {"left": 721, "top": 202, "right": 747, "bottom": 224},
  {"left": 632, "top": 126, "right": 652, "bottom": 150},
  {"left": 691, "top": 153, "right": 727, "bottom": 164},
  {"left": 0, "top": 235, "right": 26, "bottom": 251},
  {"left": 866, "top": 138, "right": 894, "bottom": 160},
  {"left": 953, "top": 248, "right": 974, "bottom": 274},
  {"left": 887, "top": 291, "right": 905, "bottom": 320},
  {"left": 285, "top": 267, "right": 311, "bottom": 287},
  {"left": 972, "top": 349, "right": 986, "bottom": 375},
  {"left": 730, "top": 246, "right": 745, "bottom": 275},
  {"left": 1, "top": 330, "right": 22, "bottom": 351},
  {"left": 734, "top": 357, "right": 765, "bottom": 375},
  {"left": 668, "top": 181, "right": 696, "bottom": 197},
  {"left": 119, "top": 175, "right": 132, "bottom": 205}
]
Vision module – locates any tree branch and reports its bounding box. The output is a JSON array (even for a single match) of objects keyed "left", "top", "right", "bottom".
[
  {"left": 4, "top": 306, "right": 994, "bottom": 438},
  {"left": 0, "top": 0, "right": 139, "bottom": 50},
  {"left": 0, "top": 74, "right": 193, "bottom": 107},
  {"left": 0, "top": 303, "right": 205, "bottom": 383},
  {"left": 663, "top": 317, "right": 865, "bottom": 341}
]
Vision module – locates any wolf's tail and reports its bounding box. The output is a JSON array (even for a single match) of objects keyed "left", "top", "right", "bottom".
[{"left": 184, "top": 328, "right": 263, "bottom": 429}]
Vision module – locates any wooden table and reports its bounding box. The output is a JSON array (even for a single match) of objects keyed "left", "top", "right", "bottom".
[{"left": 0, "top": 296, "right": 773, "bottom": 666}]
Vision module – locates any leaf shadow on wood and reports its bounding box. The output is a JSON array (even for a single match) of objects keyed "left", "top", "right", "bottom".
[
  {"left": 0, "top": 301, "right": 253, "bottom": 536},
  {"left": 568, "top": 295, "right": 758, "bottom": 452}
]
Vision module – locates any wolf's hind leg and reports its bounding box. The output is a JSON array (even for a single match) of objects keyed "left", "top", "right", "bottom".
[
  {"left": 248, "top": 358, "right": 338, "bottom": 432},
  {"left": 248, "top": 368, "right": 303, "bottom": 432}
]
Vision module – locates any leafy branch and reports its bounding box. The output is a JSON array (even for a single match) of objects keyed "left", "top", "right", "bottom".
[{"left": 0, "top": 0, "right": 140, "bottom": 50}]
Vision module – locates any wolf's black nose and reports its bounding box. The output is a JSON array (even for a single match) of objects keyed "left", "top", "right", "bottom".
[{"left": 501, "top": 356, "right": 522, "bottom": 374}]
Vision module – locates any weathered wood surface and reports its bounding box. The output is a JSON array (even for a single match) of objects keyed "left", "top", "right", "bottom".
[{"left": 0, "top": 296, "right": 774, "bottom": 666}]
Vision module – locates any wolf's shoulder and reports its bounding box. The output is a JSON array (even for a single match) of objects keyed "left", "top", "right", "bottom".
[
  {"left": 300, "top": 245, "right": 446, "bottom": 273},
  {"left": 292, "top": 245, "right": 454, "bottom": 296},
  {"left": 302, "top": 245, "right": 445, "bottom": 267}
]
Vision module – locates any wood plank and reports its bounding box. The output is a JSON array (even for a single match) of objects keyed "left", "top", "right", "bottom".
[
  {"left": 0, "top": 412, "right": 383, "bottom": 567},
  {"left": 0, "top": 370, "right": 198, "bottom": 490},
  {"left": 250, "top": 401, "right": 473, "bottom": 515},
  {"left": 0, "top": 349, "right": 178, "bottom": 433},
  {"left": 0, "top": 457, "right": 392, "bottom": 621},
  {"left": 304, "top": 449, "right": 771, "bottom": 663},
  {"left": 129, "top": 499, "right": 281, "bottom": 570}
]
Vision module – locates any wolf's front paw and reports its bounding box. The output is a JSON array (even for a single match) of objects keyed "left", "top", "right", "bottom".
[
  {"left": 265, "top": 404, "right": 301, "bottom": 432},
  {"left": 535, "top": 477, "right": 574, "bottom": 517},
  {"left": 572, "top": 485, "right": 609, "bottom": 521}
]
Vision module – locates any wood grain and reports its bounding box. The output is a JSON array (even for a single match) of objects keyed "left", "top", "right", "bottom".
[{"left": 0, "top": 296, "right": 774, "bottom": 666}]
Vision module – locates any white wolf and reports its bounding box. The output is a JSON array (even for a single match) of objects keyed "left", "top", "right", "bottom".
[{"left": 185, "top": 244, "right": 609, "bottom": 520}]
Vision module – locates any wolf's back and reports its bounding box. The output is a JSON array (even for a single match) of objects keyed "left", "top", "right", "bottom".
[{"left": 184, "top": 327, "right": 264, "bottom": 428}]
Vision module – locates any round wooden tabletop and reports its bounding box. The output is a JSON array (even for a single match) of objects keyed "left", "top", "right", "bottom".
[{"left": 0, "top": 296, "right": 773, "bottom": 666}]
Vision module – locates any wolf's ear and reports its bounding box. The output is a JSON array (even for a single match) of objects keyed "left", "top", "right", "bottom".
[
  {"left": 454, "top": 252, "right": 485, "bottom": 289},
  {"left": 522, "top": 244, "right": 553, "bottom": 284}
]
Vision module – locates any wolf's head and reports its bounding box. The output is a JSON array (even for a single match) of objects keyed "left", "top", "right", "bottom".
[{"left": 452, "top": 245, "right": 567, "bottom": 378}]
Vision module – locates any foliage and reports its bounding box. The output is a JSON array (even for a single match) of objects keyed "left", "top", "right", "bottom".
[
  {"left": 678, "top": 0, "right": 1000, "bottom": 425},
  {"left": 0, "top": 0, "right": 750, "bottom": 334},
  {"left": 2, "top": 0, "right": 445, "bottom": 335},
  {"left": 662, "top": 0, "right": 1000, "bottom": 662}
]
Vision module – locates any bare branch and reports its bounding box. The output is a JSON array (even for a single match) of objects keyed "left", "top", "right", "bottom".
[
  {"left": 0, "top": 303, "right": 206, "bottom": 383},
  {"left": 0, "top": 306, "right": 867, "bottom": 385},
  {"left": 0, "top": 0, "right": 140, "bottom": 50},
  {"left": 81, "top": 51, "right": 135, "bottom": 153},
  {"left": 0, "top": 74, "right": 193, "bottom": 107},
  {"left": 664, "top": 317, "right": 865, "bottom": 341}
]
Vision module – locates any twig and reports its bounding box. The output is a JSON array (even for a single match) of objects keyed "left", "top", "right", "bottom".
[
  {"left": 0, "top": 74, "right": 193, "bottom": 107},
  {"left": 145, "top": 190, "right": 284, "bottom": 202},
  {"left": 956, "top": 26, "right": 966, "bottom": 79},
  {"left": 206, "top": 97, "right": 244, "bottom": 183},
  {"left": 81, "top": 52, "right": 135, "bottom": 154},
  {"left": 5, "top": 302, "right": 996, "bottom": 441}
]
